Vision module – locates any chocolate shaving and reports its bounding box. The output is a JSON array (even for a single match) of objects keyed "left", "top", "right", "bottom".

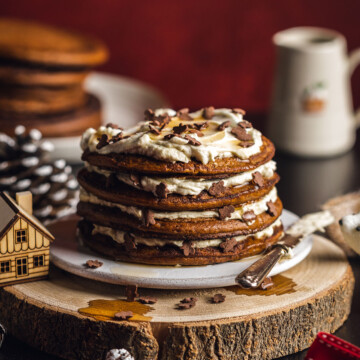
[
  {"left": 242, "top": 210, "right": 256, "bottom": 223},
  {"left": 231, "top": 126, "right": 253, "bottom": 141},
  {"left": 155, "top": 182, "right": 169, "bottom": 199},
  {"left": 85, "top": 260, "right": 103, "bottom": 269},
  {"left": 138, "top": 296, "right": 158, "bottom": 304},
  {"left": 218, "top": 205, "right": 235, "bottom": 220},
  {"left": 110, "top": 132, "right": 123, "bottom": 143},
  {"left": 202, "top": 106, "right": 215, "bottom": 119},
  {"left": 96, "top": 134, "right": 110, "bottom": 149},
  {"left": 106, "top": 123, "right": 123, "bottom": 130},
  {"left": 125, "top": 285, "right": 139, "bottom": 302},
  {"left": 114, "top": 311, "right": 133, "bottom": 320},
  {"left": 218, "top": 120, "right": 231, "bottom": 131},
  {"left": 177, "top": 297, "right": 197, "bottom": 310},
  {"left": 124, "top": 233, "right": 136, "bottom": 252},
  {"left": 211, "top": 293, "right": 226, "bottom": 303},
  {"left": 232, "top": 108, "right": 246, "bottom": 115},
  {"left": 143, "top": 209, "right": 156, "bottom": 227},
  {"left": 163, "top": 133, "right": 181, "bottom": 140},
  {"left": 173, "top": 123, "right": 188, "bottom": 134},
  {"left": 177, "top": 108, "right": 193, "bottom": 120},
  {"left": 184, "top": 135, "right": 201, "bottom": 146},
  {"left": 188, "top": 129, "right": 204, "bottom": 137},
  {"left": 129, "top": 173, "right": 140, "bottom": 186},
  {"left": 266, "top": 201, "right": 277, "bottom": 216},
  {"left": 157, "top": 114, "right": 171, "bottom": 126},
  {"left": 149, "top": 124, "right": 161, "bottom": 135},
  {"left": 181, "top": 241, "right": 195, "bottom": 256},
  {"left": 252, "top": 171, "right": 265, "bottom": 188},
  {"left": 239, "top": 140, "right": 255, "bottom": 148},
  {"left": 192, "top": 122, "right": 209, "bottom": 130},
  {"left": 144, "top": 108, "right": 155, "bottom": 121},
  {"left": 219, "top": 237, "right": 238, "bottom": 252},
  {"left": 238, "top": 120, "right": 253, "bottom": 129},
  {"left": 208, "top": 181, "right": 226, "bottom": 196},
  {"left": 260, "top": 277, "right": 274, "bottom": 290}
]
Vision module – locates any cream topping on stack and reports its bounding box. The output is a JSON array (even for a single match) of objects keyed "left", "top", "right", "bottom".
[{"left": 81, "top": 108, "right": 263, "bottom": 164}]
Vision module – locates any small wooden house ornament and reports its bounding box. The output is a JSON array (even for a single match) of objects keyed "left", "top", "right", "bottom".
[{"left": 0, "top": 191, "right": 54, "bottom": 286}]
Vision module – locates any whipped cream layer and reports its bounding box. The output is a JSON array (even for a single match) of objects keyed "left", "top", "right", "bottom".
[
  {"left": 81, "top": 108, "right": 263, "bottom": 164},
  {"left": 80, "top": 187, "right": 278, "bottom": 221},
  {"left": 92, "top": 218, "right": 282, "bottom": 249},
  {"left": 85, "top": 160, "right": 276, "bottom": 196}
]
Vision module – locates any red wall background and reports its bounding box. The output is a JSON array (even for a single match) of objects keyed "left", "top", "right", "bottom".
[{"left": 2, "top": 0, "right": 360, "bottom": 112}]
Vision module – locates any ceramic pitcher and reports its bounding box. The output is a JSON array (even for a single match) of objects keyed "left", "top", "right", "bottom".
[{"left": 268, "top": 27, "right": 360, "bottom": 157}]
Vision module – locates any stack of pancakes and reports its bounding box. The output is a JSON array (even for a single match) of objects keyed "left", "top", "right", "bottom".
[
  {"left": 77, "top": 107, "right": 284, "bottom": 265},
  {"left": 0, "top": 18, "right": 108, "bottom": 137}
]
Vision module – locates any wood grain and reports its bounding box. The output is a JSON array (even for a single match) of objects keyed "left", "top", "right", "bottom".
[{"left": 0, "top": 235, "right": 354, "bottom": 360}]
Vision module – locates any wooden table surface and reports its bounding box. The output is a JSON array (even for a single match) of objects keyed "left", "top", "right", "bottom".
[{"left": 0, "top": 128, "right": 359, "bottom": 360}]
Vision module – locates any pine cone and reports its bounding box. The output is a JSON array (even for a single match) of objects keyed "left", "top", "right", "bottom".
[{"left": 0, "top": 125, "right": 78, "bottom": 224}]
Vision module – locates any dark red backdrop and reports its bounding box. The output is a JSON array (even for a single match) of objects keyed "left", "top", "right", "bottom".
[{"left": 2, "top": 0, "right": 360, "bottom": 112}]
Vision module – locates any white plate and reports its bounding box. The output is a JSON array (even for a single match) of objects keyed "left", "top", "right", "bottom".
[
  {"left": 50, "top": 209, "right": 312, "bottom": 289},
  {"left": 48, "top": 72, "right": 169, "bottom": 162}
]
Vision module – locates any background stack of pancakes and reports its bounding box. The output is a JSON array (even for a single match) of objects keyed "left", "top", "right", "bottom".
[
  {"left": 0, "top": 18, "right": 108, "bottom": 138},
  {"left": 77, "top": 107, "right": 284, "bottom": 265}
]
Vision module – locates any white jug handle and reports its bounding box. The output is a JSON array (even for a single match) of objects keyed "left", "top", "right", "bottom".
[{"left": 349, "top": 48, "right": 360, "bottom": 128}]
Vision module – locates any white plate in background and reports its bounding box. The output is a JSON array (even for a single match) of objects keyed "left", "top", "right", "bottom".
[{"left": 48, "top": 72, "right": 169, "bottom": 163}]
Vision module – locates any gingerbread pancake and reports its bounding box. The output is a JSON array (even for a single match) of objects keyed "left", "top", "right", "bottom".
[
  {"left": 77, "top": 107, "right": 284, "bottom": 265},
  {"left": 0, "top": 84, "right": 86, "bottom": 114},
  {"left": 0, "top": 19, "right": 108, "bottom": 67},
  {"left": 0, "top": 93, "right": 101, "bottom": 138}
]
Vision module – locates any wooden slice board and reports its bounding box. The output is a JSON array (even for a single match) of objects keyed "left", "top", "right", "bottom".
[{"left": 0, "top": 235, "right": 354, "bottom": 360}]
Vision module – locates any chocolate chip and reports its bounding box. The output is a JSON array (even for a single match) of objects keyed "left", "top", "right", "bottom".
[
  {"left": 202, "top": 106, "right": 215, "bottom": 119},
  {"left": 85, "top": 260, "right": 103, "bottom": 269},
  {"left": 218, "top": 205, "right": 235, "bottom": 220},
  {"left": 96, "top": 134, "right": 110, "bottom": 149},
  {"left": 177, "top": 297, "right": 197, "bottom": 310},
  {"left": 188, "top": 129, "right": 204, "bottom": 137},
  {"left": 242, "top": 210, "right": 256, "bottom": 223},
  {"left": 232, "top": 108, "right": 246, "bottom": 115},
  {"left": 177, "top": 108, "right": 193, "bottom": 120},
  {"left": 173, "top": 123, "right": 188, "bottom": 134},
  {"left": 238, "top": 120, "right": 253, "bottom": 129},
  {"left": 144, "top": 108, "right": 155, "bottom": 120},
  {"left": 138, "top": 296, "right": 158, "bottom": 304},
  {"left": 218, "top": 120, "right": 231, "bottom": 131},
  {"left": 231, "top": 126, "right": 253, "bottom": 141},
  {"left": 211, "top": 293, "right": 226, "bottom": 303},
  {"left": 266, "top": 201, "right": 277, "bottom": 216},
  {"left": 252, "top": 171, "right": 265, "bottom": 188},
  {"left": 125, "top": 284, "right": 139, "bottom": 302},
  {"left": 149, "top": 124, "right": 161, "bottom": 135},
  {"left": 356, "top": 226, "right": 360, "bottom": 231},
  {"left": 155, "top": 182, "right": 169, "bottom": 198},
  {"left": 106, "top": 123, "right": 123, "bottom": 130},
  {"left": 184, "top": 135, "right": 201, "bottom": 146},
  {"left": 181, "top": 241, "right": 195, "bottom": 256},
  {"left": 219, "top": 237, "right": 238, "bottom": 252},
  {"left": 338, "top": 219, "right": 343, "bottom": 226},
  {"left": 130, "top": 173, "right": 140, "bottom": 186},
  {"left": 124, "top": 233, "right": 136, "bottom": 252},
  {"left": 260, "top": 277, "right": 274, "bottom": 290},
  {"left": 143, "top": 209, "right": 156, "bottom": 227},
  {"left": 208, "top": 181, "right": 226, "bottom": 196},
  {"left": 114, "top": 311, "right": 133, "bottom": 320}
]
